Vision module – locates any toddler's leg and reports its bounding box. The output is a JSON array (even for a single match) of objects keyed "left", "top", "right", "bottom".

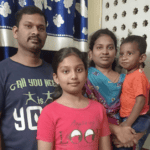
[
  {"left": 136, "top": 127, "right": 150, "bottom": 150},
  {"left": 131, "top": 115, "right": 150, "bottom": 150}
]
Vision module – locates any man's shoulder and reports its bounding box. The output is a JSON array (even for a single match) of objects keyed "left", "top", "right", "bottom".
[
  {"left": 0, "top": 58, "right": 10, "bottom": 65},
  {"left": 42, "top": 60, "right": 52, "bottom": 68},
  {"left": 0, "top": 58, "right": 11, "bottom": 69},
  {"left": 41, "top": 60, "right": 53, "bottom": 72}
]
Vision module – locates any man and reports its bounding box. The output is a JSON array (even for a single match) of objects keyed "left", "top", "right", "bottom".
[{"left": 0, "top": 6, "right": 55, "bottom": 150}]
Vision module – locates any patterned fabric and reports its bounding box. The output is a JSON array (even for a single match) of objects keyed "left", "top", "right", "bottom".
[
  {"left": 84, "top": 67, "right": 125, "bottom": 122},
  {"left": 0, "top": 0, "right": 88, "bottom": 60}
]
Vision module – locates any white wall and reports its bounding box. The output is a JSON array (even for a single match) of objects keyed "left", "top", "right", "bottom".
[
  {"left": 102, "top": 0, "right": 150, "bottom": 80},
  {"left": 88, "top": 0, "right": 103, "bottom": 36}
]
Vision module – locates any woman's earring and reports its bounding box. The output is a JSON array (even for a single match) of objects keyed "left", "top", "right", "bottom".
[{"left": 54, "top": 82, "right": 59, "bottom": 86}]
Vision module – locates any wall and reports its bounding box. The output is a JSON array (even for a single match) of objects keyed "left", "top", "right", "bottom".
[
  {"left": 102, "top": 0, "right": 150, "bottom": 80},
  {"left": 88, "top": 0, "right": 103, "bottom": 36}
]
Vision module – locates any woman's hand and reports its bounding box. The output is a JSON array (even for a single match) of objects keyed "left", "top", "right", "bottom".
[
  {"left": 109, "top": 123, "right": 138, "bottom": 147},
  {"left": 115, "top": 125, "right": 137, "bottom": 144},
  {"left": 113, "top": 136, "right": 135, "bottom": 148},
  {"left": 113, "top": 126, "right": 145, "bottom": 148}
]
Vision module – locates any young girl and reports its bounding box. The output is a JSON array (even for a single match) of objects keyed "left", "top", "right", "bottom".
[
  {"left": 84, "top": 29, "right": 145, "bottom": 149},
  {"left": 36, "top": 47, "right": 111, "bottom": 150},
  {"left": 118, "top": 35, "right": 150, "bottom": 150}
]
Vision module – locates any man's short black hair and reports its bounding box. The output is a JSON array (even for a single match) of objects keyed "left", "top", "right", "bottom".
[{"left": 15, "top": 5, "right": 47, "bottom": 27}]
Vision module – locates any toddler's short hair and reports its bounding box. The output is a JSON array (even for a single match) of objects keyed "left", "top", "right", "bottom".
[{"left": 121, "top": 35, "right": 147, "bottom": 55}]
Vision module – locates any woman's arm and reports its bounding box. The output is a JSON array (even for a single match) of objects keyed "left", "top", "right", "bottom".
[
  {"left": 38, "top": 140, "right": 53, "bottom": 150},
  {"left": 99, "top": 135, "right": 111, "bottom": 150}
]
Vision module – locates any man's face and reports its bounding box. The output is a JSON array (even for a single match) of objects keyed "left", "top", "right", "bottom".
[{"left": 13, "top": 13, "right": 47, "bottom": 54}]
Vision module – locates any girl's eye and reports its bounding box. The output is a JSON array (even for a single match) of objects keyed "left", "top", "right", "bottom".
[
  {"left": 63, "top": 70, "right": 69, "bottom": 74},
  {"left": 108, "top": 46, "right": 114, "bottom": 50},
  {"left": 97, "top": 47, "right": 102, "bottom": 49},
  {"left": 77, "top": 68, "right": 83, "bottom": 72},
  {"left": 120, "top": 53, "right": 123, "bottom": 56}
]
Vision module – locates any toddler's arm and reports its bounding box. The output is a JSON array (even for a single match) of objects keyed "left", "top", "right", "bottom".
[
  {"left": 38, "top": 140, "right": 53, "bottom": 150},
  {"left": 99, "top": 135, "right": 111, "bottom": 150},
  {"left": 120, "top": 95, "right": 145, "bottom": 127}
]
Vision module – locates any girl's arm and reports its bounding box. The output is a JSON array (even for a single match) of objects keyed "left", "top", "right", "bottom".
[
  {"left": 38, "top": 140, "right": 53, "bottom": 150},
  {"left": 121, "top": 95, "right": 145, "bottom": 127},
  {"left": 99, "top": 135, "right": 111, "bottom": 150}
]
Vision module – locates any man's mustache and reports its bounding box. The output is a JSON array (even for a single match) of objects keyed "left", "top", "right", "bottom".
[{"left": 27, "top": 36, "right": 42, "bottom": 43}]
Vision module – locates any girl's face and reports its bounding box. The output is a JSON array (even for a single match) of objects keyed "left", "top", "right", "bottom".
[
  {"left": 53, "top": 54, "right": 87, "bottom": 95},
  {"left": 90, "top": 34, "right": 117, "bottom": 70},
  {"left": 119, "top": 42, "right": 144, "bottom": 73}
]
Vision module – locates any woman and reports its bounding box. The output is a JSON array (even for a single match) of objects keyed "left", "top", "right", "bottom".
[{"left": 84, "top": 28, "right": 145, "bottom": 149}]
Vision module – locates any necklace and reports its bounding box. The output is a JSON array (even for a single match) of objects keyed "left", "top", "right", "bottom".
[{"left": 112, "top": 73, "right": 120, "bottom": 83}]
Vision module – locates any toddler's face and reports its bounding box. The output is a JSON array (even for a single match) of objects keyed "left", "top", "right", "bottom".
[{"left": 119, "top": 42, "right": 141, "bottom": 73}]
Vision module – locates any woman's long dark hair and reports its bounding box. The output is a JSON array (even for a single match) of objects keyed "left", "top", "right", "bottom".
[{"left": 52, "top": 47, "right": 88, "bottom": 101}]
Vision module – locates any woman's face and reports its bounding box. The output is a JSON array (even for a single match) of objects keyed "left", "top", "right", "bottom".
[{"left": 90, "top": 34, "right": 117, "bottom": 70}]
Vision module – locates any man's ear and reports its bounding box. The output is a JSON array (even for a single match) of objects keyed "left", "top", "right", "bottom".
[
  {"left": 139, "top": 54, "right": 147, "bottom": 63},
  {"left": 88, "top": 50, "right": 93, "bottom": 60},
  {"left": 12, "top": 26, "right": 18, "bottom": 39},
  {"left": 53, "top": 73, "right": 59, "bottom": 84}
]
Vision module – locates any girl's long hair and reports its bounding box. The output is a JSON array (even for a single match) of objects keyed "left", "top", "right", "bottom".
[{"left": 52, "top": 47, "right": 88, "bottom": 101}]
